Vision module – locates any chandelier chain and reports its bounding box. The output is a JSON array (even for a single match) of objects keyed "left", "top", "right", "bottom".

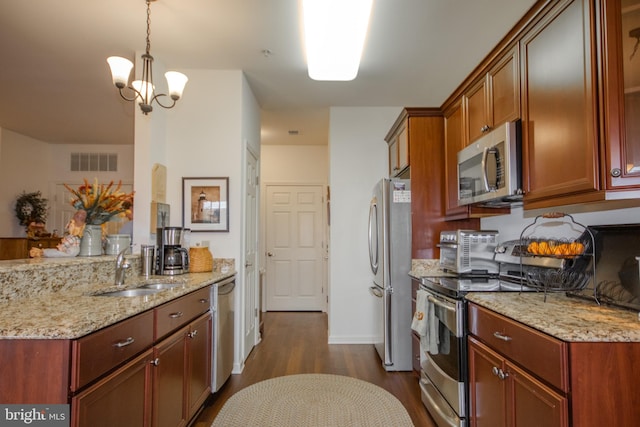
[{"left": 146, "top": 0, "right": 152, "bottom": 55}]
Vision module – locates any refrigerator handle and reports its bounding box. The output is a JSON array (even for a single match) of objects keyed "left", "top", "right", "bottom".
[
  {"left": 368, "top": 198, "right": 379, "bottom": 274},
  {"left": 369, "top": 286, "right": 383, "bottom": 298}
]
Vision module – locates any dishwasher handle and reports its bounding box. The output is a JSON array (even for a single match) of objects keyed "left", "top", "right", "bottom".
[{"left": 218, "top": 281, "right": 236, "bottom": 295}]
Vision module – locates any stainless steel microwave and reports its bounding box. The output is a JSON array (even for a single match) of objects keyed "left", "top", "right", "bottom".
[{"left": 457, "top": 120, "right": 522, "bottom": 206}]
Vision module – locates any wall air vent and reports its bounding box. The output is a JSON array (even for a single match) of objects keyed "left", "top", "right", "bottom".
[{"left": 70, "top": 153, "right": 118, "bottom": 172}]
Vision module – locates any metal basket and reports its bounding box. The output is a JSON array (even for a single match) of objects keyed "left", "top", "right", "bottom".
[
  {"left": 518, "top": 212, "right": 597, "bottom": 301},
  {"left": 524, "top": 269, "right": 592, "bottom": 292}
]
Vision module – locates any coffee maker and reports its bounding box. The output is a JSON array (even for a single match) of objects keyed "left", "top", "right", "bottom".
[{"left": 156, "top": 227, "right": 190, "bottom": 275}]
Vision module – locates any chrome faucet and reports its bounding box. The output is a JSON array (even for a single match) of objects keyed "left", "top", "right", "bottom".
[{"left": 115, "top": 247, "right": 131, "bottom": 286}]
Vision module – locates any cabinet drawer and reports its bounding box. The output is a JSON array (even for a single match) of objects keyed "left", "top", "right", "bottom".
[
  {"left": 71, "top": 310, "right": 154, "bottom": 391},
  {"left": 468, "top": 303, "right": 568, "bottom": 392},
  {"left": 155, "top": 286, "right": 211, "bottom": 340}
]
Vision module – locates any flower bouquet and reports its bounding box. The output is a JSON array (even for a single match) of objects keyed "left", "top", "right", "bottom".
[{"left": 64, "top": 179, "right": 134, "bottom": 225}]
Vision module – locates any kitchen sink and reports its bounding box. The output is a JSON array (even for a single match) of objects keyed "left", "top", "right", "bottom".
[
  {"left": 140, "top": 282, "right": 184, "bottom": 290},
  {"left": 95, "top": 288, "right": 164, "bottom": 297}
]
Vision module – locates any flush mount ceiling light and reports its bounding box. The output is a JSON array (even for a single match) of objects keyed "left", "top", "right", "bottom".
[
  {"left": 302, "top": 0, "right": 373, "bottom": 81},
  {"left": 107, "top": 0, "right": 188, "bottom": 114}
]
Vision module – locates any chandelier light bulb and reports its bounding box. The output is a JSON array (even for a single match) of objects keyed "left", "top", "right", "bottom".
[
  {"left": 107, "top": 56, "right": 134, "bottom": 88},
  {"left": 106, "top": 0, "right": 187, "bottom": 114},
  {"left": 165, "top": 71, "right": 188, "bottom": 100}
]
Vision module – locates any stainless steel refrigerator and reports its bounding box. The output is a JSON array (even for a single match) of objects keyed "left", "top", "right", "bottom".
[{"left": 367, "top": 178, "right": 412, "bottom": 371}]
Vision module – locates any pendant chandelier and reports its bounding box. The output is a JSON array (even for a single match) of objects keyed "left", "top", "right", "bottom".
[{"left": 107, "top": 0, "right": 188, "bottom": 114}]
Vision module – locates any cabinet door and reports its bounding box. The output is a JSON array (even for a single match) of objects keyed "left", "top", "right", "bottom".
[
  {"left": 444, "top": 100, "right": 470, "bottom": 218},
  {"left": 152, "top": 326, "right": 188, "bottom": 427},
  {"left": 397, "top": 124, "right": 409, "bottom": 172},
  {"left": 520, "top": 0, "right": 600, "bottom": 207},
  {"left": 72, "top": 349, "right": 152, "bottom": 427},
  {"left": 489, "top": 45, "right": 520, "bottom": 128},
  {"left": 186, "top": 313, "right": 212, "bottom": 420},
  {"left": 468, "top": 336, "right": 507, "bottom": 427},
  {"left": 388, "top": 139, "right": 399, "bottom": 176},
  {"left": 602, "top": 0, "right": 640, "bottom": 189},
  {"left": 464, "top": 78, "right": 489, "bottom": 144},
  {"left": 507, "top": 361, "right": 569, "bottom": 427}
]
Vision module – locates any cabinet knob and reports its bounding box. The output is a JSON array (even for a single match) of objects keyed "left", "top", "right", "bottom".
[
  {"left": 610, "top": 168, "right": 622, "bottom": 177},
  {"left": 492, "top": 366, "right": 508, "bottom": 380},
  {"left": 188, "top": 330, "right": 198, "bottom": 339},
  {"left": 150, "top": 358, "right": 160, "bottom": 366}
]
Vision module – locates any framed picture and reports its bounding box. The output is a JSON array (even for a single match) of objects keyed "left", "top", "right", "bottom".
[{"left": 182, "top": 177, "right": 229, "bottom": 232}]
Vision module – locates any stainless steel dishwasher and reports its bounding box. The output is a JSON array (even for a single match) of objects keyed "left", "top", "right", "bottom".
[{"left": 211, "top": 275, "right": 235, "bottom": 392}]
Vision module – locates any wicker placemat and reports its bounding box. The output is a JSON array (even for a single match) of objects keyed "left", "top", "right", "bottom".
[{"left": 212, "top": 373, "right": 414, "bottom": 427}]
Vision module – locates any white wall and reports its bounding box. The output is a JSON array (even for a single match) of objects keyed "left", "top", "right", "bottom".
[
  {"left": 328, "top": 106, "right": 402, "bottom": 343},
  {"left": 260, "top": 145, "right": 328, "bottom": 183},
  {"left": 0, "top": 128, "right": 133, "bottom": 237}
]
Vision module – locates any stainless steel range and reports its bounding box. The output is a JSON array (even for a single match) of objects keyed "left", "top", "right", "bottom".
[{"left": 416, "top": 230, "right": 536, "bottom": 427}]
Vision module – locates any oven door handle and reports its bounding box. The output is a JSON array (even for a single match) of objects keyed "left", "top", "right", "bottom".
[{"left": 426, "top": 295, "right": 456, "bottom": 314}]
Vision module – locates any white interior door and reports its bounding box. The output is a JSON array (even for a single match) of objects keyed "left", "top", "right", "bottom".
[
  {"left": 243, "top": 148, "right": 259, "bottom": 360},
  {"left": 265, "top": 184, "right": 325, "bottom": 311}
]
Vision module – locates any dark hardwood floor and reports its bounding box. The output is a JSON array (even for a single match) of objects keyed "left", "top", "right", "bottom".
[{"left": 193, "top": 311, "right": 437, "bottom": 427}]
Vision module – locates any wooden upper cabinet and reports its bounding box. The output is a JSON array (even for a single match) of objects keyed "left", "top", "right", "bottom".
[
  {"left": 463, "top": 45, "right": 520, "bottom": 145},
  {"left": 601, "top": 0, "right": 640, "bottom": 190},
  {"left": 520, "top": 0, "right": 601, "bottom": 208},
  {"left": 490, "top": 46, "right": 520, "bottom": 130},
  {"left": 464, "top": 78, "right": 489, "bottom": 145},
  {"left": 444, "top": 100, "right": 468, "bottom": 218},
  {"left": 386, "top": 117, "right": 409, "bottom": 177}
]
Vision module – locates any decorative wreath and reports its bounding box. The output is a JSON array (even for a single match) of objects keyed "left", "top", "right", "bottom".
[{"left": 15, "top": 191, "right": 48, "bottom": 228}]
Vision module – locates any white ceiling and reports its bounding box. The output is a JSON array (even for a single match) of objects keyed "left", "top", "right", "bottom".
[{"left": 0, "top": 0, "right": 538, "bottom": 147}]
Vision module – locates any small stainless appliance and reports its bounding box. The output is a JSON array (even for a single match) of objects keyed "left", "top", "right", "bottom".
[
  {"left": 156, "top": 227, "right": 190, "bottom": 275},
  {"left": 457, "top": 120, "right": 522, "bottom": 206},
  {"left": 367, "top": 178, "right": 412, "bottom": 371},
  {"left": 438, "top": 230, "right": 500, "bottom": 275}
]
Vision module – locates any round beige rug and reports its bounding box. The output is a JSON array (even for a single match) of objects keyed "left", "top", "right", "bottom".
[{"left": 211, "top": 374, "right": 414, "bottom": 427}]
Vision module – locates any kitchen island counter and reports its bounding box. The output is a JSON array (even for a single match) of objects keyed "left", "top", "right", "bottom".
[
  {"left": 466, "top": 292, "right": 640, "bottom": 342},
  {"left": 0, "top": 255, "right": 235, "bottom": 339}
]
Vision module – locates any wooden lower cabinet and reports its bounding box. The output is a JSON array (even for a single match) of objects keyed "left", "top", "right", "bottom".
[
  {"left": 468, "top": 302, "right": 640, "bottom": 426},
  {"left": 153, "top": 312, "right": 212, "bottom": 427},
  {"left": 468, "top": 336, "right": 568, "bottom": 427},
  {"left": 72, "top": 349, "right": 153, "bottom": 427},
  {"left": 153, "top": 326, "right": 189, "bottom": 427},
  {"left": 187, "top": 313, "right": 213, "bottom": 419},
  {"left": 74, "top": 312, "right": 212, "bottom": 427}
]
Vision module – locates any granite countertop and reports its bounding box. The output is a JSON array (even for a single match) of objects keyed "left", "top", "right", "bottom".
[
  {"left": 466, "top": 292, "right": 640, "bottom": 343},
  {"left": 0, "top": 255, "right": 235, "bottom": 340},
  {"left": 409, "top": 258, "right": 456, "bottom": 279}
]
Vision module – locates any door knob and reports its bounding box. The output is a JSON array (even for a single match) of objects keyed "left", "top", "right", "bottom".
[
  {"left": 267, "top": 252, "right": 273, "bottom": 257},
  {"left": 245, "top": 261, "right": 253, "bottom": 268}
]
